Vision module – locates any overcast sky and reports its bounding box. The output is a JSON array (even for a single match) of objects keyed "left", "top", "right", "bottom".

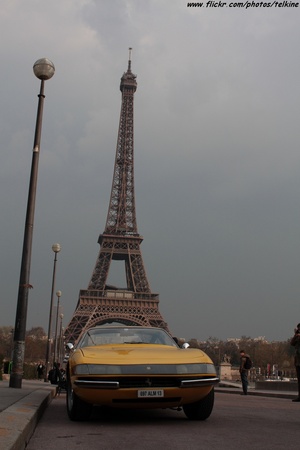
[{"left": 1, "top": 0, "right": 299, "bottom": 343}]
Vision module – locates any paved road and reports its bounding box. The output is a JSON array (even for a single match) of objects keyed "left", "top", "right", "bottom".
[{"left": 26, "top": 392, "right": 300, "bottom": 450}]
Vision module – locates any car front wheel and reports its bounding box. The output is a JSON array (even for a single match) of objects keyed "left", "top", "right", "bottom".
[
  {"left": 66, "top": 378, "right": 92, "bottom": 421},
  {"left": 183, "top": 388, "right": 214, "bottom": 421}
]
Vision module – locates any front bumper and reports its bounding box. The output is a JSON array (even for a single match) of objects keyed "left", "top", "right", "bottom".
[{"left": 74, "top": 376, "right": 219, "bottom": 389}]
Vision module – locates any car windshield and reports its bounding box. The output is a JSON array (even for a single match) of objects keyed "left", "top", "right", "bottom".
[{"left": 77, "top": 327, "right": 178, "bottom": 348}]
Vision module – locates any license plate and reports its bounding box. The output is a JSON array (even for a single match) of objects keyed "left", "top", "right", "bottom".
[{"left": 138, "top": 389, "right": 164, "bottom": 398}]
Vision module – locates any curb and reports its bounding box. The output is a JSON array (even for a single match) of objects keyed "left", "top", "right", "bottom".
[{"left": 0, "top": 388, "right": 56, "bottom": 450}]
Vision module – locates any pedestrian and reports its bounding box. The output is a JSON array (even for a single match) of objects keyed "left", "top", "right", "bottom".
[
  {"left": 239, "top": 350, "right": 251, "bottom": 395},
  {"left": 290, "top": 323, "right": 300, "bottom": 402},
  {"left": 36, "top": 362, "right": 44, "bottom": 380},
  {"left": 48, "top": 362, "right": 60, "bottom": 384}
]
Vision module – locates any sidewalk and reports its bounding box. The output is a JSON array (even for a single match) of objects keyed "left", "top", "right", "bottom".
[
  {"left": 0, "top": 379, "right": 56, "bottom": 450},
  {"left": 216, "top": 381, "right": 297, "bottom": 399},
  {"left": 0, "top": 379, "right": 298, "bottom": 450}
]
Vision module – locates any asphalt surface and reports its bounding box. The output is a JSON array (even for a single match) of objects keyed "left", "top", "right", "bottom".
[{"left": 0, "top": 378, "right": 298, "bottom": 450}]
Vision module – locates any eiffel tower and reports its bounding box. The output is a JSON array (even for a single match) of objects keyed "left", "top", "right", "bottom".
[{"left": 64, "top": 50, "right": 168, "bottom": 344}]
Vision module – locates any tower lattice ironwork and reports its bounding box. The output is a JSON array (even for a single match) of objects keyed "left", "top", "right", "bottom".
[{"left": 64, "top": 50, "right": 168, "bottom": 344}]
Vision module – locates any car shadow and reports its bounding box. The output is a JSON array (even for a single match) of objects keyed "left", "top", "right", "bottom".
[{"left": 90, "top": 405, "right": 186, "bottom": 423}]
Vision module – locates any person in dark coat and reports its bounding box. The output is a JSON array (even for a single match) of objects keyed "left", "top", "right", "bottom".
[
  {"left": 48, "top": 362, "right": 60, "bottom": 384},
  {"left": 239, "top": 350, "right": 250, "bottom": 395},
  {"left": 36, "top": 362, "right": 44, "bottom": 380},
  {"left": 290, "top": 323, "right": 300, "bottom": 402}
]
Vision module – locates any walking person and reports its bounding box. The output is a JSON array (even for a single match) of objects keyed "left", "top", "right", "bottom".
[
  {"left": 290, "top": 323, "right": 300, "bottom": 402},
  {"left": 239, "top": 350, "right": 251, "bottom": 395},
  {"left": 36, "top": 362, "right": 44, "bottom": 380},
  {"left": 48, "top": 362, "right": 61, "bottom": 384}
]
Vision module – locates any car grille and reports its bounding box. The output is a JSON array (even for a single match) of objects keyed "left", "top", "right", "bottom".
[{"left": 119, "top": 377, "right": 181, "bottom": 388}]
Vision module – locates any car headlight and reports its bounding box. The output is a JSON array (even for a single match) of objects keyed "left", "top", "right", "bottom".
[
  {"left": 176, "top": 364, "right": 216, "bottom": 374},
  {"left": 73, "top": 364, "right": 122, "bottom": 375}
]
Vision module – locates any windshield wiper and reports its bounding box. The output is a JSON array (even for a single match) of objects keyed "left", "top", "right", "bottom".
[{"left": 87, "top": 331, "right": 96, "bottom": 345}]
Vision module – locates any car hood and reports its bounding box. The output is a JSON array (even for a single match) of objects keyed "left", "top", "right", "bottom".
[{"left": 73, "top": 345, "right": 213, "bottom": 365}]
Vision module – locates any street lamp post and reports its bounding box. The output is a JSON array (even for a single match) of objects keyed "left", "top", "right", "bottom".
[
  {"left": 58, "top": 315, "right": 64, "bottom": 366},
  {"left": 53, "top": 290, "right": 62, "bottom": 365},
  {"left": 9, "top": 58, "right": 55, "bottom": 389},
  {"left": 44, "top": 244, "right": 61, "bottom": 382}
]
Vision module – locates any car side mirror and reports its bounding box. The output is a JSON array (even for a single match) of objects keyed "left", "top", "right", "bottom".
[{"left": 182, "top": 343, "right": 190, "bottom": 349}]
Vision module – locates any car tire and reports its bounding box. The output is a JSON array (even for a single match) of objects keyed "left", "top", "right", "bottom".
[
  {"left": 66, "top": 378, "right": 92, "bottom": 421},
  {"left": 183, "top": 388, "right": 214, "bottom": 421}
]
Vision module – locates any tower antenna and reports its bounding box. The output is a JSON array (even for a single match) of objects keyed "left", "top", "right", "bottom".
[{"left": 128, "top": 47, "right": 132, "bottom": 71}]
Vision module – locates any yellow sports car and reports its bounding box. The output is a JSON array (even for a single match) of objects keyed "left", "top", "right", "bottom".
[{"left": 66, "top": 326, "right": 219, "bottom": 421}]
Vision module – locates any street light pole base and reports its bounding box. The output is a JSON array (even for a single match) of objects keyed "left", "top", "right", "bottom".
[{"left": 9, "top": 373, "right": 22, "bottom": 389}]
